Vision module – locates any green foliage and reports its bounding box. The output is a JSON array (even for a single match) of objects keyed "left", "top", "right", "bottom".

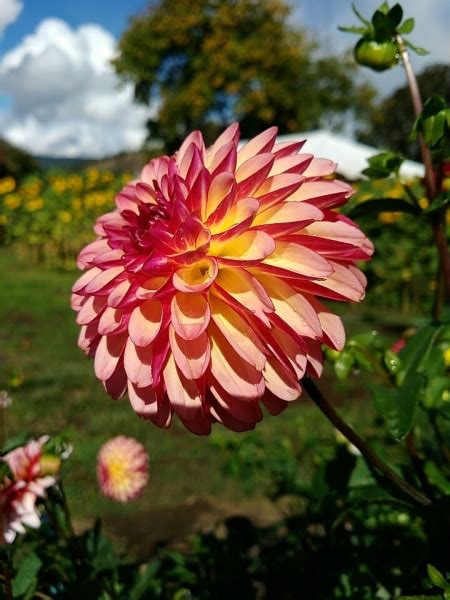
[
  {"left": 113, "top": 0, "right": 375, "bottom": 150},
  {"left": 359, "top": 64, "right": 450, "bottom": 160}
]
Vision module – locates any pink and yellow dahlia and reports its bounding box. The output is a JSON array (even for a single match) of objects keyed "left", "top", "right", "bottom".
[
  {"left": 97, "top": 436, "right": 149, "bottom": 502},
  {"left": 72, "top": 124, "right": 373, "bottom": 434},
  {"left": 1, "top": 438, "right": 56, "bottom": 543}
]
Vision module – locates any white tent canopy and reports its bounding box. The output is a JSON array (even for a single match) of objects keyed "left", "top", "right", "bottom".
[{"left": 273, "top": 130, "right": 425, "bottom": 181}]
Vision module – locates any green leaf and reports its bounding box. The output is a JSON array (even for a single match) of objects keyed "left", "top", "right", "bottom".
[
  {"left": 12, "top": 553, "right": 42, "bottom": 598},
  {"left": 424, "top": 192, "right": 450, "bottom": 214},
  {"left": 362, "top": 150, "right": 404, "bottom": 178},
  {"left": 397, "top": 17, "right": 415, "bottom": 34},
  {"left": 404, "top": 39, "right": 429, "bottom": 55},
  {"left": 371, "top": 372, "right": 423, "bottom": 440},
  {"left": 388, "top": 4, "right": 403, "bottom": 28},
  {"left": 334, "top": 349, "right": 354, "bottom": 380},
  {"left": 352, "top": 3, "right": 371, "bottom": 27},
  {"left": 345, "top": 198, "right": 420, "bottom": 219},
  {"left": 397, "top": 324, "right": 442, "bottom": 385},
  {"left": 428, "top": 564, "right": 450, "bottom": 591},
  {"left": 424, "top": 463, "right": 450, "bottom": 496},
  {"left": 338, "top": 25, "right": 368, "bottom": 34}
]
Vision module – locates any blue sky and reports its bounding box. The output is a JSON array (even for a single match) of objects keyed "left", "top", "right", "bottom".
[{"left": 0, "top": 0, "right": 449, "bottom": 157}]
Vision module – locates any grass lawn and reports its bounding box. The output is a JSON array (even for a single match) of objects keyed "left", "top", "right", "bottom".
[{"left": 0, "top": 248, "right": 400, "bottom": 547}]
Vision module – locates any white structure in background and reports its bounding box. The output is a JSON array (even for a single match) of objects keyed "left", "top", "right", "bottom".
[{"left": 275, "top": 130, "right": 425, "bottom": 181}]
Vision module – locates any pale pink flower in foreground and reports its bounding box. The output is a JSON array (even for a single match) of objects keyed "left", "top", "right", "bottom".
[
  {"left": 1, "top": 438, "right": 55, "bottom": 543},
  {"left": 97, "top": 436, "right": 148, "bottom": 502},
  {"left": 72, "top": 124, "right": 373, "bottom": 434}
]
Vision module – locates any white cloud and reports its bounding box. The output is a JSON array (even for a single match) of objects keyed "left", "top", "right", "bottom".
[
  {"left": 0, "top": 18, "right": 150, "bottom": 157},
  {"left": 0, "top": 0, "right": 22, "bottom": 36}
]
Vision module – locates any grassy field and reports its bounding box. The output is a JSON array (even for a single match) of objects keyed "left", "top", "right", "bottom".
[{"left": 0, "top": 248, "right": 399, "bottom": 549}]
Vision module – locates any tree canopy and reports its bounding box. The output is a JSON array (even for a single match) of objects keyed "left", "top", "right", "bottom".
[
  {"left": 113, "top": 0, "right": 375, "bottom": 151},
  {"left": 358, "top": 64, "right": 450, "bottom": 160}
]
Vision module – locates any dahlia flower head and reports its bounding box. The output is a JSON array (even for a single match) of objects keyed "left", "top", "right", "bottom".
[
  {"left": 72, "top": 124, "right": 373, "bottom": 434},
  {"left": 97, "top": 436, "right": 149, "bottom": 502},
  {"left": 1, "top": 437, "right": 56, "bottom": 543}
]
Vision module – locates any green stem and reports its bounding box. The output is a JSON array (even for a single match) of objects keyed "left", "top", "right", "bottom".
[
  {"left": 397, "top": 34, "right": 450, "bottom": 311},
  {"left": 303, "top": 377, "right": 432, "bottom": 508}
]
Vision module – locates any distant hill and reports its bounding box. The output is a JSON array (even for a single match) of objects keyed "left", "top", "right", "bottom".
[
  {"left": 35, "top": 150, "right": 148, "bottom": 174},
  {"left": 0, "top": 138, "right": 40, "bottom": 178}
]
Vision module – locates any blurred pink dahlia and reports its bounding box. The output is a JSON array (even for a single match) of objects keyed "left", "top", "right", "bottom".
[
  {"left": 1, "top": 438, "right": 56, "bottom": 543},
  {"left": 72, "top": 124, "right": 373, "bottom": 434},
  {"left": 97, "top": 436, "right": 148, "bottom": 502}
]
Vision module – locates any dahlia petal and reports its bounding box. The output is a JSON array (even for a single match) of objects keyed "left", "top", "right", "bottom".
[
  {"left": 209, "top": 325, "right": 265, "bottom": 399},
  {"left": 291, "top": 180, "right": 353, "bottom": 208},
  {"left": 210, "top": 230, "right": 275, "bottom": 263},
  {"left": 237, "top": 126, "right": 278, "bottom": 166},
  {"left": 171, "top": 292, "right": 210, "bottom": 340},
  {"left": 124, "top": 338, "right": 153, "bottom": 387},
  {"left": 185, "top": 167, "right": 211, "bottom": 213},
  {"left": 85, "top": 267, "right": 125, "bottom": 295},
  {"left": 235, "top": 153, "right": 275, "bottom": 197},
  {"left": 163, "top": 354, "right": 210, "bottom": 432},
  {"left": 108, "top": 279, "right": 133, "bottom": 307},
  {"left": 256, "top": 273, "right": 322, "bottom": 339},
  {"left": 263, "top": 357, "right": 302, "bottom": 401},
  {"left": 210, "top": 197, "right": 260, "bottom": 238},
  {"left": 103, "top": 361, "right": 128, "bottom": 399},
  {"left": 204, "top": 172, "right": 236, "bottom": 222},
  {"left": 128, "top": 300, "right": 163, "bottom": 347},
  {"left": 214, "top": 267, "right": 274, "bottom": 325},
  {"left": 305, "top": 217, "right": 373, "bottom": 251},
  {"left": 310, "top": 261, "right": 366, "bottom": 302},
  {"left": 262, "top": 392, "right": 288, "bottom": 415},
  {"left": 302, "top": 158, "right": 336, "bottom": 178},
  {"left": 209, "top": 294, "right": 266, "bottom": 370},
  {"left": 205, "top": 122, "right": 240, "bottom": 167},
  {"left": 178, "top": 142, "right": 202, "bottom": 182},
  {"left": 72, "top": 267, "right": 102, "bottom": 294},
  {"left": 269, "top": 154, "right": 313, "bottom": 176},
  {"left": 263, "top": 241, "right": 333, "bottom": 278},
  {"left": 209, "top": 404, "right": 256, "bottom": 432},
  {"left": 94, "top": 332, "right": 127, "bottom": 381},
  {"left": 169, "top": 326, "right": 210, "bottom": 379},
  {"left": 116, "top": 184, "right": 140, "bottom": 213},
  {"left": 172, "top": 257, "right": 218, "bottom": 292},
  {"left": 208, "top": 142, "right": 238, "bottom": 176},
  {"left": 98, "top": 307, "right": 126, "bottom": 335},
  {"left": 272, "top": 139, "right": 305, "bottom": 157},
  {"left": 253, "top": 201, "right": 323, "bottom": 232},
  {"left": 177, "top": 130, "right": 205, "bottom": 169},
  {"left": 77, "top": 239, "right": 110, "bottom": 269},
  {"left": 307, "top": 296, "right": 346, "bottom": 351},
  {"left": 271, "top": 327, "right": 307, "bottom": 379},
  {"left": 76, "top": 296, "right": 107, "bottom": 325},
  {"left": 128, "top": 381, "right": 157, "bottom": 416},
  {"left": 78, "top": 323, "right": 100, "bottom": 354},
  {"left": 254, "top": 173, "right": 304, "bottom": 206},
  {"left": 136, "top": 276, "right": 169, "bottom": 300},
  {"left": 305, "top": 339, "right": 323, "bottom": 377},
  {"left": 209, "top": 379, "right": 263, "bottom": 424}
]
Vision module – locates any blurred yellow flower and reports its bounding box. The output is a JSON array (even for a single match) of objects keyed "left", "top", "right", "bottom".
[
  {"left": 4, "top": 194, "right": 21, "bottom": 209},
  {"left": 0, "top": 176, "right": 16, "bottom": 194},
  {"left": 0, "top": 215, "right": 8, "bottom": 225},
  {"left": 418, "top": 197, "right": 429, "bottom": 209},
  {"left": 378, "top": 211, "right": 400, "bottom": 224},
  {"left": 26, "top": 198, "right": 44, "bottom": 211},
  {"left": 443, "top": 347, "right": 450, "bottom": 368},
  {"left": 58, "top": 210, "right": 72, "bottom": 223}
]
